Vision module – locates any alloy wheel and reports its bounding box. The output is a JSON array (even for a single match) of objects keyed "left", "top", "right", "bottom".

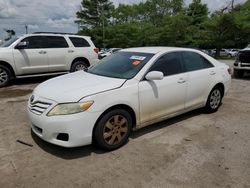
[
  {"left": 210, "top": 89, "right": 221, "bottom": 109},
  {"left": 75, "top": 64, "right": 86, "bottom": 71},
  {"left": 0, "top": 68, "right": 8, "bottom": 85},
  {"left": 103, "top": 115, "right": 129, "bottom": 145}
]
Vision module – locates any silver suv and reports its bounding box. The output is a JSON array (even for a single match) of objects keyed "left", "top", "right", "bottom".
[{"left": 0, "top": 32, "right": 99, "bottom": 87}]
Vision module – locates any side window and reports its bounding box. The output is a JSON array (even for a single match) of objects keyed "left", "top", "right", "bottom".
[
  {"left": 21, "top": 36, "right": 47, "bottom": 49},
  {"left": 46, "top": 36, "right": 69, "bottom": 48},
  {"left": 203, "top": 57, "right": 214, "bottom": 68},
  {"left": 182, "top": 52, "right": 214, "bottom": 72},
  {"left": 69, "top": 37, "right": 90, "bottom": 47},
  {"left": 149, "top": 52, "right": 183, "bottom": 76}
]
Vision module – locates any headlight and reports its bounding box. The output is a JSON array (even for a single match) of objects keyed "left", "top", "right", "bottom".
[{"left": 47, "top": 101, "right": 94, "bottom": 116}]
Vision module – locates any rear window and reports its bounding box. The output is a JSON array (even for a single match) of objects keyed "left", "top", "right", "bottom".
[
  {"left": 182, "top": 51, "right": 213, "bottom": 72},
  {"left": 69, "top": 37, "right": 90, "bottom": 47}
]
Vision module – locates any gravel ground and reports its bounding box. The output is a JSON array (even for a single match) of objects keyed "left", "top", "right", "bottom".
[{"left": 0, "top": 60, "right": 250, "bottom": 188}]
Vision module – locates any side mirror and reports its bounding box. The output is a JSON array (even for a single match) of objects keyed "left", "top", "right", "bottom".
[
  {"left": 145, "top": 71, "right": 164, "bottom": 81},
  {"left": 15, "top": 41, "right": 28, "bottom": 49}
]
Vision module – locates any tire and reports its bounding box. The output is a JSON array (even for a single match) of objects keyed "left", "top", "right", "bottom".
[
  {"left": 234, "top": 69, "right": 244, "bottom": 78},
  {"left": 93, "top": 109, "right": 132, "bottom": 151},
  {"left": 70, "top": 61, "right": 88, "bottom": 72},
  {"left": 0, "top": 65, "right": 11, "bottom": 88},
  {"left": 205, "top": 87, "right": 223, "bottom": 113}
]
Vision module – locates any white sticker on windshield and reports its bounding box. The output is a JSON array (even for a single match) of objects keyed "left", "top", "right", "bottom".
[{"left": 130, "top": 56, "right": 146, "bottom": 61}]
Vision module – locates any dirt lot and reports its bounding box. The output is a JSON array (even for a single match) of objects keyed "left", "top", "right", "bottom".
[{"left": 0, "top": 60, "right": 250, "bottom": 188}]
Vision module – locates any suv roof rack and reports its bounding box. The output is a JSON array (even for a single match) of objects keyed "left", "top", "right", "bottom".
[{"left": 33, "top": 32, "right": 78, "bottom": 35}]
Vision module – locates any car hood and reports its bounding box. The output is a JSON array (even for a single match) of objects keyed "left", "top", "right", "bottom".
[{"left": 33, "top": 71, "right": 126, "bottom": 103}]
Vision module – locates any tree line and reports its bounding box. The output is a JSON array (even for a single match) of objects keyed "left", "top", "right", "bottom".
[{"left": 76, "top": 0, "right": 250, "bottom": 53}]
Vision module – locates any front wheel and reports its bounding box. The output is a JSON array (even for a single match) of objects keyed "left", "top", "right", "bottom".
[
  {"left": 205, "top": 87, "right": 223, "bottom": 113},
  {"left": 93, "top": 109, "right": 132, "bottom": 150},
  {"left": 0, "top": 65, "right": 11, "bottom": 88}
]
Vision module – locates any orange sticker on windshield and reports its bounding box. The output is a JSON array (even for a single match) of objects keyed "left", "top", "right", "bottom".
[{"left": 132, "top": 60, "right": 141, "bottom": 65}]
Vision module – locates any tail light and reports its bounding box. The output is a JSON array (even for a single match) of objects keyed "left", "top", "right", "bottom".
[
  {"left": 94, "top": 48, "right": 99, "bottom": 54},
  {"left": 228, "top": 68, "right": 232, "bottom": 75}
]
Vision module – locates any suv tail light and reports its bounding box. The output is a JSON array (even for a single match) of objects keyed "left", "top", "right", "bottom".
[{"left": 94, "top": 48, "right": 99, "bottom": 54}]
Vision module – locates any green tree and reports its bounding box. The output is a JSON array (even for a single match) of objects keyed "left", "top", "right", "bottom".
[
  {"left": 233, "top": 0, "right": 250, "bottom": 48},
  {"left": 186, "top": 0, "right": 209, "bottom": 25},
  {"left": 205, "top": 12, "right": 238, "bottom": 56},
  {"left": 76, "top": 0, "right": 114, "bottom": 28}
]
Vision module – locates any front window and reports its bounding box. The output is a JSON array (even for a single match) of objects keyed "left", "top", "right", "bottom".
[
  {"left": 149, "top": 52, "right": 184, "bottom": 76},
  {"left": 0, "top": 37, "right": 19, "bottom": 47},
  {"left": 87, "top": 51, "right": 154, "bottom": 79}
]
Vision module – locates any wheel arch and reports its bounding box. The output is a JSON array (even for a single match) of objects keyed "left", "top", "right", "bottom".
[
  {"left": 213, "top": 82, "right": 225, "bottom": 97},
  {"left": 92, "top": 104, "right": 137, "bottom": 139},
  {"left": 0, "top": 61, "right": 15, "bottom": 78},
  {"left": 71, "top": 57, "right": 90, "bottom": 69}
]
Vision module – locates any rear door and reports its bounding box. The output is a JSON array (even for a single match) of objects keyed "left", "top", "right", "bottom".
[
  {"left": 46, "top": 36, "right": 69, "bottom": 72},
  {"left": 139, "top": 52, "right": 188, "bottom": 124},
  {"left": 13, "top": 36, "right": 49, "bottom": 75},
  {"left": 181, "top": 51, "right": 215, "bottom": 109}
]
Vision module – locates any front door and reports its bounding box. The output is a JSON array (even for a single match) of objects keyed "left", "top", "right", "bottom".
[
  {"left": 138, "top": 52, "right": 187, "bottom": 125},
  {"left": 13, "top": 36, "right": 48, "bottom": 75}
]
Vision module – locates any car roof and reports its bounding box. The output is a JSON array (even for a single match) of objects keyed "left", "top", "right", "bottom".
[{"left": 121, "top": 47, "right": 200, "bottom": 54}]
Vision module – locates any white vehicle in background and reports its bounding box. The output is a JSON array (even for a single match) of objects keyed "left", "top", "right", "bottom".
[
  {"left": 28, "top": 47, "right": 231, "bottom": 150},
  {"left": 98, "top": 48, "right": 122, "bottom": 59},
  {"left": 0, "top": 32, "right": 99, "bottom": 87},
  {"left": 227, "top": 49, "right": 240, "bottom": 57}
]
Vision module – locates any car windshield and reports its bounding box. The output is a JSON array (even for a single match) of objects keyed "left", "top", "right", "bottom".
[
  {"left": 87, "top": 51, "right": 154, "bottom": 79},
  {"left": 0, "top": 37, "right": 19, "bottom": 47}
]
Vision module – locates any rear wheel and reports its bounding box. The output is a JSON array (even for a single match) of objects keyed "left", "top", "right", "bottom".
[
  {"left": 0, "top": 65, "right": 11, "bottom": 88},
  {"left": 70, "top": 61, "right": 88, "bottom": 72},
  {"left": 93, "top": 109, "right": 132, "bottom": 150},
  {"left": 205, "top": 87, "right": 223, "bottom": 113},
  {"left": 234, "top": 69, "right": 244, "bottom": 78}
]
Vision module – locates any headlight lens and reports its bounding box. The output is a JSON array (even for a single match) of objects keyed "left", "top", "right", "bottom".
[{"left": 47, "top": 101, "right": 94, "bottom": 116}]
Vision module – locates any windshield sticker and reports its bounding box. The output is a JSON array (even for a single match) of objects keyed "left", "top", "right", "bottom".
[
  {"left": 130, "top": 56, "right": 146, "bottom": 61},
  {"left": 132, "top": 60, "right": 141, "bottom": 65}
]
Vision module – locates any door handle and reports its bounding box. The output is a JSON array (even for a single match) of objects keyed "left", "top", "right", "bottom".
[
  {"left": 68, "top": 50, "right": 74, "bottom": 53},
  {"left": 178, "top": 78, "right": 186, "bottom": 84},
  {"left": 210, "top": 71, "right": 216, "bottom": 75}
]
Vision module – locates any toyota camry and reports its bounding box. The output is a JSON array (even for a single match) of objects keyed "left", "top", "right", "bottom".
[{"left": 28, "top": 47, "right": 231, "bottom": 150}]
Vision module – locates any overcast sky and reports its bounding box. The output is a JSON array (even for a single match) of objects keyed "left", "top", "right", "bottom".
[{"left": 0, "top": 0, "right": 247, "bottom": 40}]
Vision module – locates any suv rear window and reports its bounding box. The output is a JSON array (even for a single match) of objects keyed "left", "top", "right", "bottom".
[{"left": 69, "top": 37, "right": 90, "bottom": 47}]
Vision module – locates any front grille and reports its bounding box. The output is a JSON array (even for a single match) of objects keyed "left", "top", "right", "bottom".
[
  {"left": 29, "top": 101, "right": 52, "bottom": 115},
  {"left": 239, "top": 50, "right": 250, "bottom": 63},
  {"left": 240, "top": 63, "right": 250, "bottom": 67}
]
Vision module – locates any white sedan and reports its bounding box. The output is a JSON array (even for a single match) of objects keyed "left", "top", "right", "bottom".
[{"left": 27, "top": 47, "right": 231, "bottom": 150}]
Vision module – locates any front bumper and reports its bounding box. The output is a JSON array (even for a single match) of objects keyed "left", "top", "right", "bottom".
[
  {"left": 234, "top": 62, "right": 250, "bottom": 70},
  {"left": 28, "top": 106, "right": 101, "bottom": 148}
]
